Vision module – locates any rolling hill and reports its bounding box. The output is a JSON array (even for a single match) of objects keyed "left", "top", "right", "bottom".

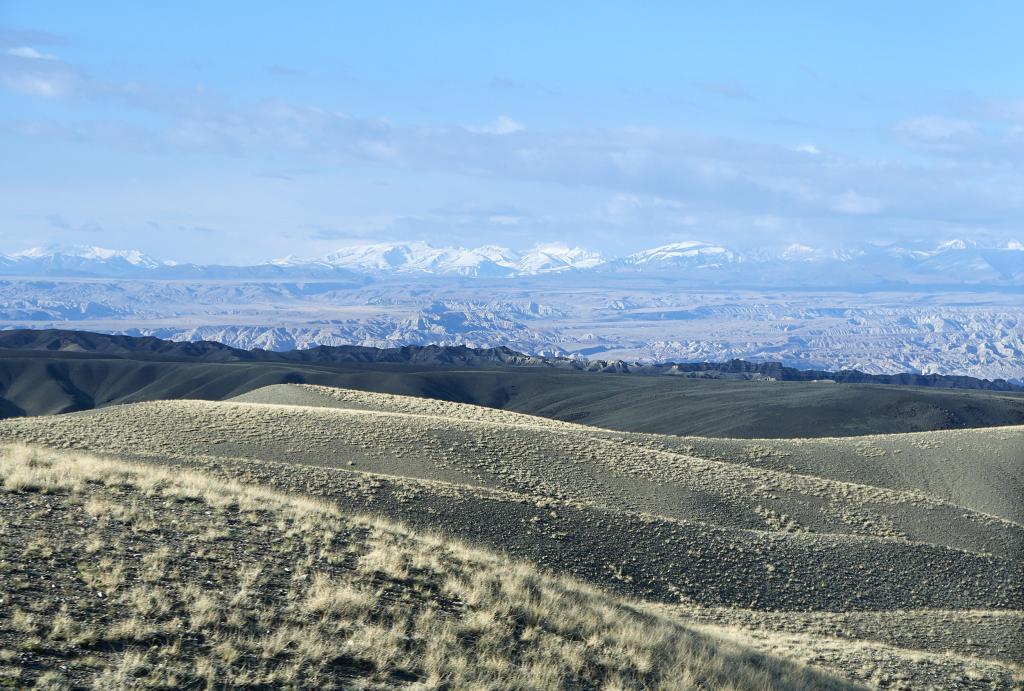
[
  {"left": 1, "top": 444, "right": 860, "bottom": 689},
  {"left": 2, "top": 330, "right": 1023, "bottom": 439},
  {"left": 0, "top": 385, "right": 1020, "bottom": 687}
]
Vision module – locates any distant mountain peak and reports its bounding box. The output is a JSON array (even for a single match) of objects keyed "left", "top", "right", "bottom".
[
  {"left": 8, "top": 244, "right": 162, "bottom": 269},
  {"left": 317, "top": 241, "right": 602, "bottom": 276},
  {"left": 518, "top": 243, "right": 605, "bottom": 273},
  {"left": 780, "top": 243, "right": 822, "bottom": 261},
  {"left": 321, "top": 241, "right": 519, "bottom": 276},
  {"left": 1, "top": 237, "right": 1019, "bottom": 284},
  {"left": 623, "top": 241, "right": 738, "bottom": 268},
  {"left": 935, "top": 238, "right": 975, "bottom": 252}
]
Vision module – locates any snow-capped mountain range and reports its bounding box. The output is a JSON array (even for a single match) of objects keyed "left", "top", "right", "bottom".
[
  {"left": 297, "top": 241, "right": 604, "bottom": 276},
  {"left": 1, "top": 239, "right": 1020, "bottom": 382},
  {"left": 1, "top": 238, "right": 1021, "bottom": 284},
  {"left": 620, "top": 241, "right": 740, "bottom": 269},
  {"left": 3, "top": 245, "right": 163, "bottom": 274}
]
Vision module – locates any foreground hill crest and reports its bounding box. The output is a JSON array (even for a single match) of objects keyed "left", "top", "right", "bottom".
[{"left": 1, "top": 444, "right": 858, "bottom": 689}]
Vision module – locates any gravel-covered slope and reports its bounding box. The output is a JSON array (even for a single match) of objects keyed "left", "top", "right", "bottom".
[{"left": 1, "top": 385, "right": 1021, "bottom": 687}]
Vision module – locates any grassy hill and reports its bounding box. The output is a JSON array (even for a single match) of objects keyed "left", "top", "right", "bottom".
[
  {"left": 3, "top": 348, "right": 1023, "bottom": 438},
  {"left": 0, "top": 444, "right": 856, "bottom": 690},
  {"left": 1, "top": 385, "right": 1021, "bottom": 687}
]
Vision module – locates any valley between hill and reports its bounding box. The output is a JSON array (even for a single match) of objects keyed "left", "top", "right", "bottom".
[{"left": 3, "top": 344, "right": 1023, "bottom": 438}]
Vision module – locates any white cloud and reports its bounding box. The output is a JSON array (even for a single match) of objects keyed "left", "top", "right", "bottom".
[
  {"left": 833, "top": 190, "right": 884, "bottom": 215},
  {"left": 603, "top": 193, "right": 696, "bottom": 228},
  {"left": 5, "top": 73, "right": 1023, "bottom": 247},
  {"left": 892, "top": 107, "right": 1024, "bottom": 161},
  {"left": 6, "top": 46, "right": 57, "bottom": 60},
  {"left": 468, "top": 115, "right": 524, "bottom": 135},
  {"left": 977, "top": 98, "right": 1024, "bottom": 123},
  {"left": 0, "top": 73, "right": 65, "bottom": 97},
  {"left": 752, "top": 215, "right": 783, "bottom": 230},
  {"left": 0, "top": 45, "right": 75, "bottom": 97},
  {"left": 894, "top": 115, "right": 976, "bottom": 141}
]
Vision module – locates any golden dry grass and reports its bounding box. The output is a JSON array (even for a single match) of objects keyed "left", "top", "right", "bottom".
[{"left": 0, "top": 444, "right": 857, "bottom": 690}]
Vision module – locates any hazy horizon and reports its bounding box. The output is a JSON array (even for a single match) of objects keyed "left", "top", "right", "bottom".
[{"left": 2, "top": 2, "right": 1023, "bottom": 264}]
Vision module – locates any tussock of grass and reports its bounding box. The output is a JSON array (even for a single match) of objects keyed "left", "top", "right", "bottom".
[{"left": 0, "top": 444, "right": 856, "bottom": 689}]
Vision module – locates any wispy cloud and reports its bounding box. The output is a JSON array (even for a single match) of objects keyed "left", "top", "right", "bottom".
[
  {"left": 0, "top": 44, "right": 78, "bottom": 97},
  {"left": 485, "top": 76, "right": 561, "bottom": 97},
  {"left": 6, "top": 46, "right": 57, "bottom": 60},
  {"left": 695, "top": 81, "right": 753, "bottom": 100},
  {"left": 895, "top": 115, "right": 976, "bottom": 140},
  {"left": 266, "top": 64, "right": 307, "bottom": 78},
  {"left": 983, "top": 98, "right": 1024, "bottom": 123},
  {"left": 892, "top": 107, "right": 1024, "bottom": 160},
  {"left": 467, "top": 116, "right": 525, "bottom": 135},
  {"left": 42, "top": 214, "right": 103, "bottom": 233},
  {"left": 0, "top": 31, "right": 211, "bottom": 111},
  {"left": 2, "top": 24, "right": 1022, "bottom": 252},
  {"left": 0, "top": 27, "right": 65, "bottom": 48},
  {"left": 7, "top": 97, "right": 1021, "bottom": 233},
  {"left": 833, "top": 190, "right": 884, "bottom": 215}
]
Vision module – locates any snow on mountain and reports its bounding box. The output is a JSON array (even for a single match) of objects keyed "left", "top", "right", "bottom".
[
  {"left": 323, "top": 242, "right": 442, "bottom": 272},
  {"left": 516, "top": 243, "right": 605, "bottom": 273},
  {"left": 10, "top": 245, "right": 162, "bottom": 268},
  {"left": 321, "top": 242, "right": 519, "bottom": 276},
  {"left": 846, "top": 238, "right": 1023, "bottom": 283},
  {"left": 268, "top": 254, "right": 333, "bottom": 269},
  {"left": 775, "top": 244, "right": 866, "bottom": 263},
  {"left": 915, "top": 239, "right": 1023, "bottom": 282},
  {"left": 620, "top": 241, "right": 739, "bottom": 269},
  {"left": 878, "top": 238, "right": 978, "bottom": 260},
  {"left": 780, "top": 243, "right": 821, "bottom": 261},
  {"left": 934, "top": 238, "right": 974, "bottom": 252},
  {"left": 0, "top": 246, "right": 368, "bottom": 281},
  {"left": 2, "top": 245, "right": 163, "bottom": 276},
  {"left": 319, "top": 241, "right": 600, "bottom": 276},
  {"left": 432, "top": 246, "right": 520, "bottom": 276},
  {"left": 1, "top": 238, "right": 1020, "bottom": 283}
]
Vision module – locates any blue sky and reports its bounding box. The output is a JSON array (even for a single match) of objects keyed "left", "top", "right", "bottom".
[{"left": 1, "top": 1, "right": 1022, "bottom": 263}]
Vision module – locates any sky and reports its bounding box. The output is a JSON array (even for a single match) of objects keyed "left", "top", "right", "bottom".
[{"left": 0, "top": 1, "right": 1022, "bottom": 264}]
